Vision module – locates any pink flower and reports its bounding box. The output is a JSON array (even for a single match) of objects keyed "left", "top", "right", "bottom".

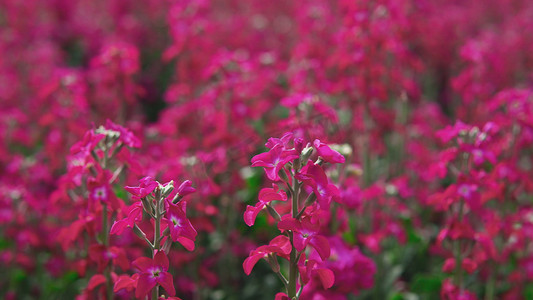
[
  {"left": 125, "top": 177, "right": 159, "bottom": 199},
  {"left": 298, "top": 257, "right": 335, "bottom": 289},
  {"left": 244, "top": 184, "right": 287, "bottom": 226},
  {"left": 296, "top": 164, "right": 340, "bottom": 209},
  {"left": 70, "top": 130, "right": 105, "bottom": 157},
  {"left": 441, "top": 279, "right": 478, "bottom": 300},
  {"left": 88, "top": 244, "right": 129, "bottom": 272},
  {"left": 251, "top": 144, "right": 299, "bottom": 181},
  {"left": 165, "top": 201, "right": 197, "bottom": 251},
  {"left": 313, "top": 140, "right": 345, "bottom": 164},
  {"left": 104, "top": 120, "right": 141, "bottom": 148},
  {"left": 265, "top": 132, "right": 295, "bottom": 149},
  {"left": 110, "top": 202, "right": 143, "bottom": 235},
  {"left": 275, "top": 293, "right": 290, "bottom": 300},
  {"left": 132, "top": 251, "right": 176, "bottom": 299},
  {"left": 176, "top": 180, "right": 196, "bottom": 197},
  {"left": 87, "top": 169, "right": 121, "bottom": 210},
  {"left": 243, "top": 235, "right": 292, "bottom": 275},
  {"left": 278, "top": 216, "right": 330, "bottom": 260},
  {"left": 114, "top": 273, "right": 139, "bottom": 293}
]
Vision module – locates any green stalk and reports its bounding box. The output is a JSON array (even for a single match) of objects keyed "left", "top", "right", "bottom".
[
  {"left": 288, "top": 177, "right": 300, "bottom": 299},
  {"left": 152, "top": 193, "right": 162, "bottom": 300},
  {"left": 103, "top": 204, "right": 113, "bottom": 300},
  {"left": 454, "top": 199, "right": 465, "bottom": 290}
]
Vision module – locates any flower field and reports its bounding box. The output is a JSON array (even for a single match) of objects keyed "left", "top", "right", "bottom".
[{"left": 1, "top": 0, "right": 533, "bottom": 299}]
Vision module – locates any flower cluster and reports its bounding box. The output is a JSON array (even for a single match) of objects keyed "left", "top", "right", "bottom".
[
  {"left": 111, "top": 177, "right": 196, "bottom": 299},
  {"left": 244, "top": 133, "right": 374, "bottom": 298}
]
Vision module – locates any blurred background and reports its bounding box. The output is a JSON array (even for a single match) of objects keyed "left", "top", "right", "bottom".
[{"left": 2, "top": 0, "right": 533, "bottom": 299}]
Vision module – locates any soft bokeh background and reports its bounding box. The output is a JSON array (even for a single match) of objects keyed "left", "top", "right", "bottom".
[{"left": 2, "top": 0, "right": 533, "bottom": 299}]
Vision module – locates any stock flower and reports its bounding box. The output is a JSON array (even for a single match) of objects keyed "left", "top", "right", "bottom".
[
  {"left": 114, "top": 273, "right": 139, "bottom": 293},
  {"left": 265, "top": 132, "right": 295, "bottom": 149},
  {"left": 87, "top": 169, "right": 121, "bottom": 210},
  {"left": 243, "top": 235, "right": 292, "bottom": 275},
  {"left": 251, "top": 144, "right": 299, "bottom": 181},
  {"left": 441, "top": 279, "right": 478, "bottom": 300},
  {"left": 298, "top": 257, "right": 335, "bottom": 289},
  {"left": 175, "top": 180, "right": 196, "bottom": 198},
  {"left": 244, "top": 184, "right": 287, "bottom": 226},
  {"left": 125, "top": 176, "right": 159, "bottom": 199},
  {"left": 132, "top": 251, "right": 176, "bottom": 299},
  {"left": 104, "top": 120, "right": 141, "bottom": 148},
  {"left": 296, "top": 163, "right": 340, "bottom": 209},
  {"left": 110, "top": 202, "right": 143, "bottom": 235},
  {"left": 165, "top": 201, "right": 197, "bottom": 251},
  {"left": 313, "top": 139, "right": 345, "bottom": 164},
  {"left": 275, "top": 293, "right": 290, "bottom": 300},
  {"left": 88, "top": 244, "right": 129, "bottom": 272},
  {"left": 278, "top": 216, "right": 330, "bottom": 260},
  {"left": 70, "top": 130, "right": 105, "bottom": 157}
]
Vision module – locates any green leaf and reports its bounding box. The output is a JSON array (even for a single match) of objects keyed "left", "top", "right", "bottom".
[{"left": 411, "top": 274, "right": 444, "bottom": 293}]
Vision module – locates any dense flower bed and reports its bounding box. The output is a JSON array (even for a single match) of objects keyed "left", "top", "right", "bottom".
[{"left": 1, "top": 0, "right": 533, "bottom": 299}]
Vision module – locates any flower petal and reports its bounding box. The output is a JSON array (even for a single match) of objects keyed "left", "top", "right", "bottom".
[
  {"left": 154, "top": 251, "right": 169, "bottom": 271},
  {"left": 135, "top": 273, "right": 157, "bottom": 299},
  {"left": 157, "top": 272, "right": 176, "bottom": 297},
  {"left": 243, "top": 253, "right": 264, "bottom": 275}
]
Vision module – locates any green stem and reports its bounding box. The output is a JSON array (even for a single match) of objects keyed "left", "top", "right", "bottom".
[
  {"left": 454, "top": 200, "right": 465, "bottom": 290},
  {"left": 152, "top": 195, "right": 162, "bottom": 300},
  {"left": 102, "top": 204, "right": 113, "bottom": 300},
  {"left": 288, "top": 177, "right": 300, "bottom": 299},
  {"left": 485, "top": 267, "right": 495, "bottom": 300}
]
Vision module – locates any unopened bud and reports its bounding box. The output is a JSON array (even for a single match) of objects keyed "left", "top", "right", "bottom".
[
  {"left": 294, "top": 138, "right": 304, "bottom": 153},
  {"left": 154, "top": 185, "right": 162, "bottom": 200},
  {"left": 278, "top": 169, "right": 290, "bottom": 182},
  {"left": 161, "top": 181, "right": 175, "bottom": 199},
  {"left": 267, "top": 254, "right": 280, "bottom": 273},
  {"left": 300, "top": 145, "right": 314, "bottom": 166},
  {"left": 305, "top": 193, "right": 316, "bottom": 206},
  {"left": 161, "top": 238, "right": 172, "bottom": 255},
  {"left": 266, "top": 204, "right": 281, "bottom": 221},
  {"left": 141, "top": 197, "right": 154, "bottom": 216}
]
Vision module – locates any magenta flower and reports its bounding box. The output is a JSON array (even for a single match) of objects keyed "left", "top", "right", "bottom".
[
  {"left": 125, "top": 176, "right": 159, "bottom": 199},
  {"left": 87, "top": 169, "right": 122, "bottom": 210},
  {"left": 244, "top": 184, "right": 287, "bottom": 226},
  {"left": 104, "top": 119, "right": 141, "bottom": 148},
  {"left": 265, "top": 132, "right": 295, "bottom": 149},
  {"left": 166, "top": 201, "right": 197, "bottom": 251},
  {"left": 243, "top": 235, "right": 292, "bottom": 275},
  {"left": 275, "top": 293, "right": 290, "bottom": 300},
  {"left": 88, "top": 244, "right": 129, "bottom": 272},
  {"left": 298, "top": 257, "right": 335, "bottom": 289},
  {"left": 132, "top": 251, "right": 176, "bottom": 299},
  {"left": 251, "top": 144, "right": 299, "bottom": 181},
  {"left": 278, "top": 216, "right": 331, "bottom": 260},
  {"left": 69, "top": 130, "right": 105, "bottom": 156},
  {"left": 313, "top": 139, "right": 345, "bottom": 164},
  {"left": 296, "top": 164, "right": 340, "bottom": 209},
  {"left": 176, "top": 180, "right": 196, "bottom": 197},
  {"left": 110, "top": 202, "right": 143, "bottom": 235},
  {"left": 114, "top": 273, "right": 139, "bottom": 293}
]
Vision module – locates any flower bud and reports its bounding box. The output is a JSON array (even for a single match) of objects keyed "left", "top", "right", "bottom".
[
  {"left": 161, "top": 181, "right": 175, "bottom": 199},
  {"left": 161, "top": 238, "right": 172, "bottom": 255},
  {"left": 278, "top": 169, "right": 290, "bottom": 182},
  {"left": 294, "top": 137, "right": 304, "bottom": 153},
  {"left": 141, "top": 197, "right": 154, "bottom": 216},
  {"left": 300, "top": 145, "right": 314, "bottom": 166},
  {"left": 305, "top": 193, "right": 317, "bottom": 206},
  {"left": 266, "top": 204, "right": 281, "bottom": 221},
  {"left": 267, "top": 254, "right": 280, "bottom": 273}
]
